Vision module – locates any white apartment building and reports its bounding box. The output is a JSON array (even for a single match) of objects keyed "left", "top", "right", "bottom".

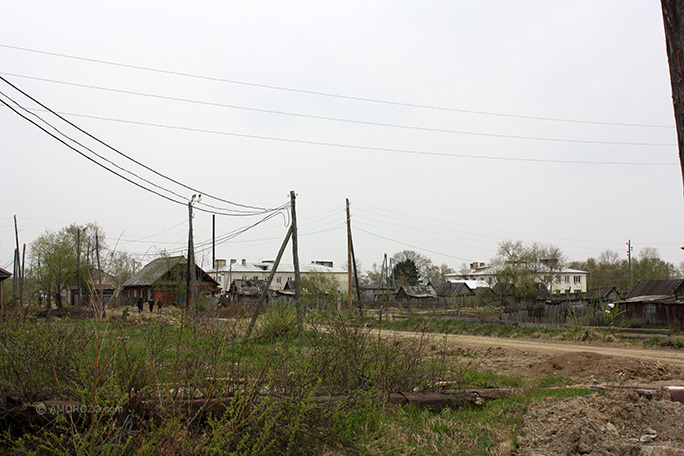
[
  {"left": 207, "top": 259, "right": 348, "bottom": 293},
  {"left": 444, "top": 262, "right": 589, "bottom": 294}
]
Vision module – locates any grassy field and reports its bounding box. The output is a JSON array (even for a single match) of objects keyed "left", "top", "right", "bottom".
[{"left": 0, "top": 305, "right": 593, "bottom": 455}]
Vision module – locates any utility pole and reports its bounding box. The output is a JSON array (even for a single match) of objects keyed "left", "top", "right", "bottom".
[
  {"left": 346, "top": 199, "right": 353, "bottom": 312},
  {"left": 346, "top": 200, "right": 362, "bottom": 304},
  {"left": 186, "top": 196, "right": 198, "bottom": 315},
  {"left": 13, "top": 215, "right": 21, "bottom": 305},
  {"left": 627, "top": 240, "right": 633, "bottom": 290},
  {"left": 661, "top": 0, "right": 684, "bottom": 193},
  {"left": 290, "top": 191, "right": 303, "bottom": 339},
  {"left": 245, "top": 225, "right": 293, "bottom": 339},
  {"left": 77, "top": 228, "right": 82, "bottom": 306}
]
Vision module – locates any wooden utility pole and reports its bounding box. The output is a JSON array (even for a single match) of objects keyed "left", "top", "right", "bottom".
[
  {"left": 661, "top": 0, "right": 684, "bottom": 192},
  {"left": 186, "top": 197, "right": 198, "bottom": 314},
  {"left": 245, "top": 225, "right": 293, "bottom": 339},
  {"left": 346, "top": 200, "right": 362, "bottom": 303},
  {"left": 77, "top": 228, "right": 82, "bottom": 306},
  {"left": 346, "top": 199, "right": 353, "bottom": 312},
  {"left": 290, "top": 191, "right": 303, "bottom": 339},
  {"left": 13, "top": 215, "right": 21, "bottom": 305},
  {"left": 627, "top": 240, "right": 633, "bottom": 290}
]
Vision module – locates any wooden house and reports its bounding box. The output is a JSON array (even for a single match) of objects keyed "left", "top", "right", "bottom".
[{"left": 121, "top": 256, "right": 220, "bottom": 306}]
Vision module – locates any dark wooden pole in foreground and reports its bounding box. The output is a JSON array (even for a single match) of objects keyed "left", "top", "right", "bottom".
[
  {"left": 661, "top": 0, "right": 684, "bottom": 193},
  {"left": 290, "top": 191, "right": 303, "bottom": 339}
]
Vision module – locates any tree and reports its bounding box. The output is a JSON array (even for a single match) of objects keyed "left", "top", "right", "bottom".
[
  {"left": 391, "top": 250, "right": 433, "bottom": 283},
  {"left": 633, "top": 247, "right": 677, "bottom": 282},
  {"left": 27, "top": 223, "right": 139, "bottom": 307},
  {"left": 393, "top": 259, "right": 419, "bottom": 286},
  {"left": 424, "top": 263, "right": 455, "bottom": 283},
  {"left": 490, "top": 240, "right": 567, "bottom": 299},
  {"left": 570, "top": 247, "right": 679, "bottom": 293}
]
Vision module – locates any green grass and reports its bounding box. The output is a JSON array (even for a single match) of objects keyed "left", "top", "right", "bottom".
[{"left": 0, "top": 308, "right": 595, "bottom": 455}]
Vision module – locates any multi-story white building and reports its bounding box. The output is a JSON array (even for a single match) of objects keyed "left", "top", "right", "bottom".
[
  {"left": 207, "top": 259, "right": 348, "bottom": 293},
  {"left": 444, "top": 262, "right": 589, "bottom": 294}
]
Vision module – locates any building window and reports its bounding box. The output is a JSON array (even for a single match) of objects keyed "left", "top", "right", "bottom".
[
  {"left": 574, "top": 289, "right": 581, "bottom": 293},
  {"left": 276, "top": 277, "right": 282, "bottom": 283},
  {"left": 574, "top": 276, "right": 582, "bottom": 283},
  {"left": 555, "top": 276, "right": 561, "bottom": 283},
  {"left": 565, "top": 276, "right": 570, "bottom": 283},
  {"left": 488, "top": 277, "right": 493, "bottom": 285},
  {"left": 242, "top": 276, "right": 247, "bottom": 280}
]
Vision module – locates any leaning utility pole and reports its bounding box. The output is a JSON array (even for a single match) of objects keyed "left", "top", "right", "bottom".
[
  {"left": 13, "top": 215, "right": 21, "bottom": 305},
  {"left": 661, "top": 0, "right": 684, "bottom": 193},
  {"left": 245, "top": 225, "right": 293, "bottom": 339},
  {"left": 186, "top": 197, "right": 198, "bottom": 314},
  {"left": 290, "top": 191, "right": 303, "bottom": 339}
]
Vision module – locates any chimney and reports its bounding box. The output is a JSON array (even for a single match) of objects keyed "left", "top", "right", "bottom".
[
  {"left": 215, "top": 259, "right": 227, "bottom": 269},
  {"left": 479, "top": 262, "right": 485, "bottom": 268},
  {"left": 470, "top": 262, "right": 478, "bottom": 269},
  {"left": 241, "top": 259, "right": 246, "bottom": 265},
  {"left": 230, "top": 259, "right": 237, "bottom": 265}
]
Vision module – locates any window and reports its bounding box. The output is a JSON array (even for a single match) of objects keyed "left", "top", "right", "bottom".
[
  {"left": 276, "top": 277, "right": 282, "bottom": 283},
  {"left": 253, "top": 276, "right": 259, "bottom": 281},
  {"left": 574, "top": 275, "right": 582, "bottom": 283},
  {"left": 555, "top": 276, "right": 561, "bottom": 283},
  {"left": 565, "top": 276, "right": 570, "bottom": 283},
  {"left": 488, "top": 277, "right": 493, "bottom": 285},
  {"left": 242, "top": 276, "right": 248, "bottom": 280},
  {"left": 574, "top": 289, "right": 581, "bottom": 293}
]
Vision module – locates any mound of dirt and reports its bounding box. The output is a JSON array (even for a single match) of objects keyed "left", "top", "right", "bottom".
[
  {"left": 517, "top": 390, "right": 684, "bottom": 456},
  {"left": 528, "top": 352, "right": 677, "bottom": 384}
]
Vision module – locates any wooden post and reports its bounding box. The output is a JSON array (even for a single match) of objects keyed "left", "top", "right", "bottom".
[
  {"left": 346, "top": 199, "right": 353, "bottom": 312},
  {"left": 661, "top": 0, "right": 684, "bottom": 194},
  {"left": 245, "top": 225, "right": 293, "bottom": 339},
  {"left": 77, "top": 228, "right": 82, "bottom": 306},
  {"left": 186, "top": 198, "right": 198, "bottom": 314},
  {"left": 13, "top": 216, "right": 21, "bottom": 306},
  {"left": 290, "top": 191, "right": 303, "bottom": 339}
]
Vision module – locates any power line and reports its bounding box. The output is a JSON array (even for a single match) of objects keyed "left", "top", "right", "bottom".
[
  {"left": 354, "top": 226, "right": 471, "bottom": 262},
  {"left": 0, "top": 43, "right": 673, "bottom": 129},
  {"left": 7, "top": 106, "right": 676, "bottom": 166},
  {"left": 0, "top": 75, "right": 283, "bottom": 214},
  {"left": 0, "top": 71, "right": 674, "bottom": 147}
]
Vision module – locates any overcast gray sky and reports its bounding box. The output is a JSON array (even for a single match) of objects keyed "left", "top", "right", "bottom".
[{"left": 1, "top": 1, "right": 682, "bottom": 275}]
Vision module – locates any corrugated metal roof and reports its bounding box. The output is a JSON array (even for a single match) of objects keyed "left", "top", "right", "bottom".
[{"left": 626, "top": 279, "right": 684, "bottom": 299}]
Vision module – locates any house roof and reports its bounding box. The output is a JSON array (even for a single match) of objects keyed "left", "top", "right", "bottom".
[
  {"left": 446, "top": 279, "right": 490, "bottom": 289},
  {"left": 122, "top": 256, "right": 220, "bottom": 289},
  {"left": 123, "top": 256, "right": 186, "bottom": 287},
  {"left": 432, "top": 281, "right": 473, "bottom": 297},
  {"left": 209, "top": 261, "right": 346, "bottom": 275},
  {"left": 396, "top": 285, "right": 437, "bottom": 299},
  {"left": 585, "top": 286, "right": 618, "bottom": 301},
  {"left": 0, "top": 267, "right": 11, "bottom": 281},
  {"left": 626, "top": 279, "right": 684, "bottom": 299}
]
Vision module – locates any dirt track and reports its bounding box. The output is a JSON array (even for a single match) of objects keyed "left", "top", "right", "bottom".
[
  {"left": 380, "top": 329, "right": 684, "bottom": 367},
  {"left": 375, "top": 329, "right": 684, "bottom": 386}
]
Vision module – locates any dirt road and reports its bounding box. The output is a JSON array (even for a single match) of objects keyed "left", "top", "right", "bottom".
[{"left": 375, "top": 329, "right": 684, "bottom": 385}]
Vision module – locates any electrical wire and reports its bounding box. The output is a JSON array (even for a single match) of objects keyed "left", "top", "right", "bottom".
[
  {"left": 0, "top": 43, "right": 673, "bottom": 129},
  {"left": 0, "top": 72, "right": 674, "bottom": 147},
  {"left": 7, "top": 106, "right": 676, "bottom": 166},
  {"left": 0, "top": 75, "right": 284, "bottom": 214}
]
